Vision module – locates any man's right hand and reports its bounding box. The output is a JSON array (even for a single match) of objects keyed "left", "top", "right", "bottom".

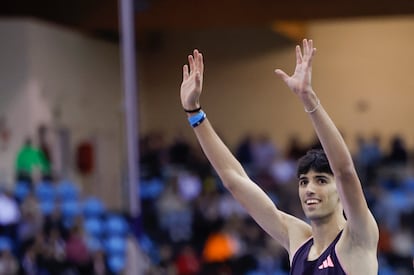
[{"left": 180, "top": 49, "right": 204, "bottom": 110}]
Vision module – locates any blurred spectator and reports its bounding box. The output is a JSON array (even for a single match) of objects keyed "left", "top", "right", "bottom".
[
  {"left": 65, "top": 225, "right": 92, "bottom": 274},
  {"left": 194, "top": 180, "right": 222, "bottom": 224},
  {"left": 140, "top": 132, "right": 167, "bottom": 179},
  {"left": 217, "top": 193, "right": 247, "bottom": 220},
  {"left": 235, "top": 134, "right": 254, "bottom": 169},
  {"left": 378, "top": 225, "right": 393, "bottom": 256},
  {"left": 285, "top": 134, "right": 306, "bottom": 161},
  {"left": 355, "top": 134, "right": 382, "bottom": 186},
  {"left": 169, "top": 133, "right": 192, "bottom": 168},
  {"left": 91, "top": 249, "right": 112, "bottom": 275},
  {"left": 251, "top": 133, "right": 278, "bottom": 175},
  {"left": 15, "top": 139, "right": 50, "bottom": 184},
  {"left": 201, "top": 222, "right": 240, "bottom": 275},
  {"left": 174, "top": 244, "right": 200, "bottom": 275},
  {"left": 254, "top": 235, "right": 289, "bottom": 274},
  {"left": 43, "top": 208, "right": 66, "bottom": 240},
  {"left": 158, "top": 244, "right": 177, "bottom": 274},
  {"left": 157, "top": 181, "right": 193, "bottom": 243},
  {"left": 37, "top": 125, "right": 56, "bottom": 181},
  {"left": 0, "top": 189, "right": 20, "bottom": 242},
  {"left": 19, "top": 233, "right": 49, "bottom": 275},
  {"left": 17, "top": 211, "right": 42, "bottom": 246},
  {"left": 19, "top": 192, "right": 42, "bottom": 225},
  {"left": 21, "top": 243, "right": 39, "bottom": 275},
  {"left": 269, "top": 156, "right": 296, "bottom": 185},
  {"left": 389, "top": 221, "right": 414, "bottom": 272},
  {"left": 385, "top": 135, "right": 408, "bottom": 166},
  {"left": 43, "top": 227, "right": 67, "bottom": 274},
  {"left": 0, "top": 249, "right": 18, "bottom": 275},
  {"left": 176, "top": 171, "right": 202, "bottom": 202},
  {"left": 203, "top": 219, "right": 242, "bottom": 263}
]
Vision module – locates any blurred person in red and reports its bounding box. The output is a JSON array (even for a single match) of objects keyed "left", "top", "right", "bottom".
[
  {"left": 175, "top": 244, "right": 200, "bottom": 275},
  {"left": 65, "top": 224, "right": 92, "bottom": 274}
]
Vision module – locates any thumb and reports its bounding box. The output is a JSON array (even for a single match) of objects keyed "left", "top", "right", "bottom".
[{"left": 274, "top": 69, "right": 289, "bottom": 82}]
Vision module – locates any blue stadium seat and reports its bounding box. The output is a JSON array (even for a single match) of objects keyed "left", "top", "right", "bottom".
[
  {"left": 104, "top": 236, "right": 126, "bottom": 256},
  {"left": 86, "top": 237, "right": 103, "bottom": 253},
  {"left": 35, "top": 181, "right": 55, "bottom": 201},
  {"left": 107, "top": 255, "right": 125, "bottom": 274},
  {"left": 14, "top": 181, "right": 31, "bottom": 201},
  {"left": 83, "top": 197, "right": 105, "bottom": 217},
  {"left": 84, "top": 217, "right": 104, "bottom": 237},
  {"left": 60, "top": 199, "right": 81, "bottom": 218},
  {"left": 39, "top": 200, "right": 55, "bottom": 215},
  {"left": 55, "top": 180, "right": 80, "bottom": 200},
  {"left": 402, "top": 176, "right": 414, "bottom": 192},
  {"left": 105, "top": 215, "right": 129, "bottom": 236},
  {"left": 0, "top": 236, "right": 13, "bottom": 252}
]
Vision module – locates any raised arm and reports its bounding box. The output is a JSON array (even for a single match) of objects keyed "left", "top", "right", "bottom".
[
  {"left": 275, "top": 39, "right": 378, "bottom": 247},
  {"left": 180, "top": 49, "right": 311, "bottom": 252}
]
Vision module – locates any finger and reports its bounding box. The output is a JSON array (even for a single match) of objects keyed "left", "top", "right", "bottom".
[
  {"left": 183, "top": 64, "right": 189, "bottom": 81},
  {"left": 188, "top": 54, "right": 195, "bottom": 73},
  {"left": 194, "top": 49, "right": 203, "bottom": 73},
  {"left": 307, "top": 39, "right": 314, "bottom": 61},
  {"left": 303, "top": 39, "right": 308, "bottom": 57},
  {"left": 193, "top": 49, "right": 199, "bottom": 69},
  {"left": 274, "top": 69, "right": 290, "bottom": 82},
  {"left": 295, "top": 45, "right": 302, "bottom": 65},
  {"left": 198, "top": 52, "right": 204, "bottom": 74},
  {"left": 308, "top": 39, "right": 313, "bottom": 54},
  {"left": 308, "top": 47, "right": 317, "bottom": 67}
]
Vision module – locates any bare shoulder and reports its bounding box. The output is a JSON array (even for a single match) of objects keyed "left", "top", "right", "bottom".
[
  {"left": 335, "top": 224, "right": 379, "bottom": 275},
  {"left": 278, "top": 212, "right": 313, "bottom": 261}
]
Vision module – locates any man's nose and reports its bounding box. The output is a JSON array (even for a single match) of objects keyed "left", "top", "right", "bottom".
[{"left": 305, "top": 182, "right": 316, "bottom": 195}]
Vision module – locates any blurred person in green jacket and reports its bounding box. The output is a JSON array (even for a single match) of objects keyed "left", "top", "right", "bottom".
[{"left": 15, "top": 138, "right": 50, "bottom": 184}]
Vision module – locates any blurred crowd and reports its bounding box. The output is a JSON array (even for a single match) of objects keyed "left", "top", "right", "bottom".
[
  {"left": 1, "top": 129, "right": 413, "bottom": 275},
  {"left": 0, "top": 131, "right": 143, "bottom": 275},
  {"left": 138, "top": 131, "right": 414, "bottom": 275}
]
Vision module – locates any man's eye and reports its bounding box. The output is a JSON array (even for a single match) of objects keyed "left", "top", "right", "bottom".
[{"left": 299, "top": 180, "right": 307, "bottom": 186}]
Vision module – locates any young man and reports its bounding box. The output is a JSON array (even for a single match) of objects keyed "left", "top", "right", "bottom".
[{"left": 180, "top": 39, "right": 379, "bottom": 274}]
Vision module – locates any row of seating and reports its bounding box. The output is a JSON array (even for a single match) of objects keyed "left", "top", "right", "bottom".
[{"left": 11, "top": 179, "right": 130, "bottom": 274}]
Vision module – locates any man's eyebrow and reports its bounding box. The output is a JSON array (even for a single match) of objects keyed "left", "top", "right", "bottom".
[
  {"left": 314, "top": 175, "right": 329, "bottom": 180},
  {"left": 299, "top": 175, "right": 308, "bottom": 180}
]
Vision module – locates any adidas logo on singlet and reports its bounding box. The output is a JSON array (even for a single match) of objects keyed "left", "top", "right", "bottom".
[{"left": 318, "top": 254, "right": 334, "bottom": 269}]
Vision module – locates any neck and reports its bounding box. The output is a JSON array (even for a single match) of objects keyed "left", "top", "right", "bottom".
[{"left": 310, "top": 212, "right": 346, "bottom": 254}]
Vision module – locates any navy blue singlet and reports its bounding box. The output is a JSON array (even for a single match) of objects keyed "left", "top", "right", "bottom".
[{"left": 290, "top": 231, "right": 347, "bottom": 275}]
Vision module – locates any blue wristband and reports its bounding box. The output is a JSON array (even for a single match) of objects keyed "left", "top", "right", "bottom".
[{"left": 188, "top": 110, "right": 206, "bottom": 128}]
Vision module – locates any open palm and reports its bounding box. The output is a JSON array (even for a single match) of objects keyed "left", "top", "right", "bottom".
[
  {"left": 180, "top": 49, "right": 204, "bottom": 110},
  {"left": 275, "top": 39, "right": 316, "bottom": 97}
]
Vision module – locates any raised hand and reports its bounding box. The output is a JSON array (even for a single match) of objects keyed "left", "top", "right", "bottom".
[
  {"left": 180, "top": 49, "right": 204, "bottom": 110},
  {"left": 275, "top": 39, "right": 316, "bottom": 98}
]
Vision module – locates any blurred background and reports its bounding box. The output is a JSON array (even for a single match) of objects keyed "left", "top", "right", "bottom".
[{"left": 0, "top": 0, "right": 413, "bottom": 274}]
